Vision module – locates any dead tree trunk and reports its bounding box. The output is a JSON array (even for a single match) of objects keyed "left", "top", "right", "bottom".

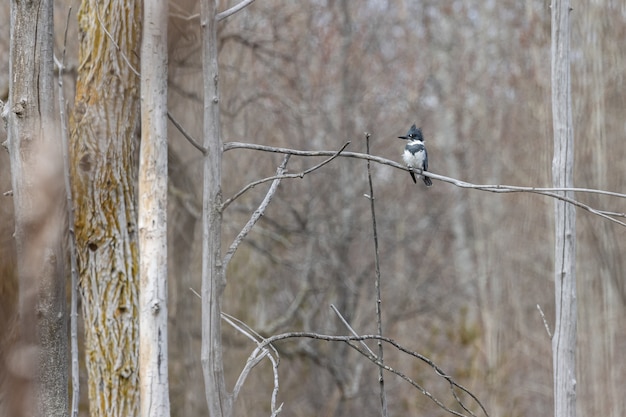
[
  {"left": 551, "top": 1, "right": 577, "bottom": 417},
  {"left": 200, "top": 1, "right": 231, "bottom": 416},
  {"left": 139, "top": 0, "right": 171, "bottom": 415}
]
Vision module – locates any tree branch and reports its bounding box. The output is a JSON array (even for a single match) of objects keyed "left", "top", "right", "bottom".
[
  {"left": 167, "top": 111, "right": 207, "bottom": 154},
  {"left": 216, "top": 0, "right": 257, "bottom": 22},
  {"left": 234, "top": 330, "right": 489, "bottom": 417},
  {"left": 94, "top": 4, "right": 140, "bottom": 77},
  {"left": 224, "top": 141, "right": 626, "bottom": 227},
  {"left": 223, "top": 156, "right": 289, "bottom": 271},
  {"left": 57, "top": 7, "right": 79, "bottom": 417},
  {"left": 222, "top": 142, "right": 350, "bottom": 210},
  {"left": 364, "top": 132, "right": 388, "bottom": 417},
  {"left": 222, "top": 313, "right": 283, "bottom": 416}
]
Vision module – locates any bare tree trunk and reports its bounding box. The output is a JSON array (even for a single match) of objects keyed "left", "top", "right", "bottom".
[
  {"left": 551, "top": 1, "right": 577, "bottom": 417},
  {"left": 139, "top": 0, "right": 170, "bottom": 415},
  {"left": 5, "top": 0, "right": 68, "bottom": 416},
  {"left": 70, "top": 1, "right": 142, "bottom": 416},
  {"left": 200, "top": 1, "right": 231, "bottom": 416}
]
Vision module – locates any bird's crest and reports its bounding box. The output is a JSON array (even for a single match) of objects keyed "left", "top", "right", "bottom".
[{"left": 399, "top": 124, "right": 424, "bottom": 141}]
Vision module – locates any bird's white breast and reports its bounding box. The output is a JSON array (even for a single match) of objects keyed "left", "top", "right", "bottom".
[{"left": 402, "top": 148, "right": 425, "bottom": 168}]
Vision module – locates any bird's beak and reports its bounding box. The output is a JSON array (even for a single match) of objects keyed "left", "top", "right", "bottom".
[{"left": 398, "top": 136, "right": 407, "bottom": 139}]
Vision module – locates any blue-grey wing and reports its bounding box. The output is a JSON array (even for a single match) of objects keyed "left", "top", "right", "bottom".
[{"left": 424, "top": 147, "right": 428, "bottom": 171}]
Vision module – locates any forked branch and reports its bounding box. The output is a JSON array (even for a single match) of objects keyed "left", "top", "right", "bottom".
[
  {"left": 226, "top": 323, "right": 490, "bottom": 417},
  {"left": 224, "top": 141, "right": 626, "bottom": 227}
]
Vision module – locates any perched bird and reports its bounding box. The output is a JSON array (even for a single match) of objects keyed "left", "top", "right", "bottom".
[{"left": 398, "top": 124, "right": 432, "bottom": 186}]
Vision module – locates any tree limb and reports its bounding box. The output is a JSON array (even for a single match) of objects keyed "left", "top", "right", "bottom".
[
  {"left": 223, "top": 141, "right": 626, "bottom": 227},
  {"left": 364, "top": 132, "right": 388, "bottom": 417},
  {"left": 216, "top": 0, "right": 257, "bottom": 21},
  {"left": 223, "top": 156, "right": 289, "bottom": 271},
  {"left": 234, "top": 330, "right": 490, "bottom": 417},
  {"left": 57, "top": 7, "right": 80, "bottom": 417},
  {"left": 222, "top": 313, "right": 283, "bottom": 416},
  {"left": 167, "top": 111, "right": 207, "bottom": 154},
  {"left": 222, "top": 141, "right": 350, "bottom": 210}
]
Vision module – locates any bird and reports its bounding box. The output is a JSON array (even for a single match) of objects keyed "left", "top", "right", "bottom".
[{"left": 398, "top": 124, "right": 432, "bottom": 187}]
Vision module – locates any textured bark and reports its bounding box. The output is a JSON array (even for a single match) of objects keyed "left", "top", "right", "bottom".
[
  {"left": 6, "top": 0, "right": 68, "bottom": 416},
  {"left": 551, "top": 1, "right": 577, "bottom": 417},
  {"left": 139, "top": 0, "right": 170, "bottom": 415},
  {"left": 69, "top": 0, "right": 142, "bottom": 416},
  {"left": 200, "top": 1, "right": 231, "bottom": 416}
]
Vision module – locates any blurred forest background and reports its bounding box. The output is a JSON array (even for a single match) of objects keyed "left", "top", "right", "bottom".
[{"left": 1, "top": 0, "right": 625, "bottom": 416}]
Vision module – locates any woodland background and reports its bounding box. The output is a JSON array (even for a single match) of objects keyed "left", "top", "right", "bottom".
[{"left": 1, "top": 0, "right": 625, "bottom": 416}]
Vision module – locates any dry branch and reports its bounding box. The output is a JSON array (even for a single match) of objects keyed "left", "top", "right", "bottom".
[
  {"left": 224, "top": 141, "right": 626, "bottom": 227},
  {"left": 364, "top": 132, "right": 388, "bottom": 417},
  {"left": 230, "top": 328, "right": 490, "bottom": 417},
  {"left": 216, "top": 0, "right": 258, "bottom": 21},
  {"left": 223, "top": 156, "right": 289, "bottom": 271},
  {"left": 222, "top": 142, "right": 350, "bottom": 210},
  {"left": 56, "top": 7, "right": 79, "bottom": 417}
]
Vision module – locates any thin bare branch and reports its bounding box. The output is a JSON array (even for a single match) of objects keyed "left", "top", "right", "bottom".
[
  {"left": 222, "top": 142, "right": 350, "bottom": 210},
  {"left": 364, "top": 132, "right": 388, "bottom": 417},
  {"left": 537, "top": 304, "right": 553, "bottom": 338},
  {"left": 224, "top": 141, "right": 626, "bottom": 227},
  {"left": 94, "top": 4, "right": 140, "bottom": 77},
  {"left": 330, "top": 304, "right": 376, "bottom": 357},
  {"left": 216, "top": 0, "right": 257, "bottom": 21},
  {"left": 225, "top": 315, "right": 271, "bottom": 398},
  {"left": 235, "top": 330, "right": 489, "bottom": 417},
  {"left": 222, "top": 156, "right": 289, "bottom": 271},
  {"left": 57, "top": 8, "right": 79, "bottom": 417},
  {"left": 170, "top": 12, "right": 200, "bottom": 21},
  {"left": 167, "top": 111, "right": 207, "bottom": 154},
  {"left": 222, "top": 313, "right": 283, "bottom": 416}
]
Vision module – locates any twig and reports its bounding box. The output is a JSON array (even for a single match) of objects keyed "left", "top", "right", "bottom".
[
  {"left": 94, "top": 4, "right": 140, "bottom": 77},
  {"left": 249, "top": 331, "right": 489, "bottom": 417},
  {"left": 57, "top": 8, "right": 80, "bottom": 417},
  {"left": 536, "top": 304, "right": 552, "bottom": 338},
  {"left": 223, "top": 141, "right": 626, "bottom": 227},
  {"left": 167, "top": 111, "right": 207, "bottom": 154},
  {"left": 330, "top": 304, "right": 376, "bottom": 357},
  {"left": 222, "top": 313, "right": 283, "bottom": 416},
  {"left": 170, "top": 12, "right": 200, "bottom": 21},
  {"left": 216, "top": 0, "right": 257, "bottom": 21},
  {"left": 222, "top": 142, "right": 350, "bottom": 210},
  {"left": 191, "top": 292, "right": 285, "bottom": 415},
  {"left": 364, "top": 132, "right": 388, "bottom": 417},
  {"left": 222, "top": 156, "right": 289, "bottom": 271}
]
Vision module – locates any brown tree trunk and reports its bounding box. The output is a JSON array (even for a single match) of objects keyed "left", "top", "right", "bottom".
[{"left": 70, "top": 0, "right": 142, "bottom": 416}]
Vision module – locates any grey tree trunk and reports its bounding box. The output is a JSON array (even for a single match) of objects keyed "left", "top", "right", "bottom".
[
  {"left": 200, "top": 1, "right": 231, "bottom": 416},
  {"left": 139, "top": 0, "right": 170, "bottom": 415},
  {"left": 6, "top": 0, "right": 68, "bottom": 416},
  {"left": 551, "top": 1, "right": 577, "bottom": 417}
]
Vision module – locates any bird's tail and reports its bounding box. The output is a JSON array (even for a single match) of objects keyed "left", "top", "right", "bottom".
[{"left": 422, "top": 175, "right": 432, "bottom": 187}]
